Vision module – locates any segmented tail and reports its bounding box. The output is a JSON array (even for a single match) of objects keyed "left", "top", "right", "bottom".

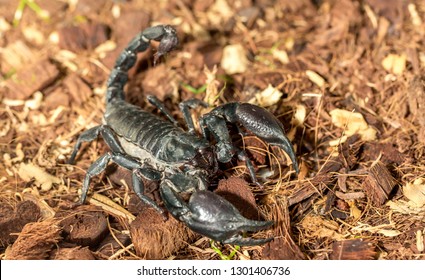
[{"left": 105, "top": 25, "right": 178, "bottom": 104}]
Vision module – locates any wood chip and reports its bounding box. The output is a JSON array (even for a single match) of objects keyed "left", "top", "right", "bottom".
[
  {"left": 130, "top": 208, "right": 196, "bottom": 259},
  {"left": 362, "top": 161, "right": 396, "bottom": 206},
  {"left": 58, "top": 23, "right": 109, "bottom": 52},
  {"left": 335, "top": 191, "right": 365, "bottom": 200},
  {"left": 17, "top": 162, "right": 61, "bottom": 191},
  {"left": 215, "top": 177, "right": 260, "bottom": 220},
  {"left": 0, "top": 201, "right": 41, "bottom": 246},
  {"left": 58, "top": 206, "right": 108, "bottom": 247},
  {"left": 300, "top": 215, "right": 342, "bottom": 240},
  {"left": 288, "top": 136, "right": 361, "bottom": 206},
  {"left": 5, "top": 220, "right": 62, "bottom": 260},
  {"left": 50, "top": 247, "right": 95, "bottom": 260},
  {"left": 44, "top": 86, "right": 71, "bottom": 111},
  {"left": 262, "top": 199, "right": 304, "bottom": 260},
  {"left": 330, "top": 239, "right": 376, "bottom": 260},
  {"left": 408, "top": 75, "right": 425, "bottom": 128},
  {"left": 0, "top": 40, "right": 36, "bottom": 73},
  {"left": 254, "top": 84, "right": 283, "bottom": 107},
  {"left": 63, "top": 73, "right": 93, "bottom": 105},
  {"left": 4, "top": 58, "right": 59, "bottom": 100},
  {"left": 96, "top": 232, "right": 131, "bottom": 258},
  {"left": 262, "top": 237, "right": 304, "bottom": 260}
]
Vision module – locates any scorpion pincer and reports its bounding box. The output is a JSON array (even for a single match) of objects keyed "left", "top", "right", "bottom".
[{"left": 68, "top": 24, "right": 299, "bottom": 246}]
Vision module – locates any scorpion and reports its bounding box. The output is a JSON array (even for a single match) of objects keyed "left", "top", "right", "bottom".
[{"left": 69, "top": 25, "right": 299, "bottom": 246}]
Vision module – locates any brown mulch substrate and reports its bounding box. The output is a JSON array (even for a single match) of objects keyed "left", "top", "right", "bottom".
[{"left": 1, "top": 0, "right": 424, "bottom": 260}]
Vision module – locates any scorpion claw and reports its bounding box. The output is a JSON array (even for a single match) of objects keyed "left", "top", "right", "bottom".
[
  {"left": 160, "top": 181, "right": 273, "bottom": 246},
  {"left": 204, "top": 103, "right": 299, "bottom": 174},
  {"left": 235, "top": 103, "right": 299, "bottom": 173},
  {"left": 222, "top": 236, "right": 274, "bottom": 246}
]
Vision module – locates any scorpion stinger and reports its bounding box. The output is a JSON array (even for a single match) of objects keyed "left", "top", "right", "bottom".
[{"left": 160, "top": 180, "right": 274, "bottom": 246}]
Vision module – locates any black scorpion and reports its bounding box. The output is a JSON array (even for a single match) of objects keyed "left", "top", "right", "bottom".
[{"left": 69, "top": 25, "right": 299, "bottom": 246}]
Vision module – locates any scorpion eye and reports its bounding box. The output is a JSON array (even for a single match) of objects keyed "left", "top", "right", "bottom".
[{"left": 224, "top": 224, "right": 235, "bottom": 231}]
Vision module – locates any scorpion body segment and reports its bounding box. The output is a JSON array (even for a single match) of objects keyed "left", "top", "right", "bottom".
[
  {"left": 69, "top": 24, "right": 299, "bottom": 246},
  {"left": 105, "top": 100, "right": 206, "bottom": 165}
]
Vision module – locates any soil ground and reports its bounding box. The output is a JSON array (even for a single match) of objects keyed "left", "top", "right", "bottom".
[{"left": 1, "top": 0, "right": 425, "bottom": 260}]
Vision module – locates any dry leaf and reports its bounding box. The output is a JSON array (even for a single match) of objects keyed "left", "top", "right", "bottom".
[
  {"left": 207, "top": 0, "right": 233, "bottom": 26},
  {"left": 386, "top": 200, "right": 425, "bottom": 215},
  {"left": 221, "top": 44, "right": 248, "bottom": 75},
  {"left": 25, "top": 91, "right": 43, "bottom": 110},
  {"left": 417, "top": 230, "right": 424, "bottom": 252},
  {"left": 0, "top": 17, "right": 11, "bottom": 32},
  {"left": 272, "top": 49, "right": 289, "bottom": 64},
  {"left": 94, "top": 40, "right": 117, "bottom": 55},
  {"left": 351, "top": 223, "right": 400, "bottom": 236},
  {"left": 408, "top": 4, "right": 423, "bottom": 26},
  {"left": 403, "top": 178, "right": 425, "bottom": 207},
  {"left": 348, "top": 200, "right": 362, "bottom": 219},
  {"left": 377, "top": 229, "right": 401, "bottom": 237},
  {"left": 18, "top": 162, "right": 61, "bottom": 191},
  {"left": 253, "top": 84, "right": 283, "bottom": 107},
  {"left": 203, "top": 65, "right": 220, "bottom": 106},
  {"left": 300, "top": 215, "right": 342, "bottom": 240},
  {"left": 306, "top": 70, "right": 325, "bottom": 88},
  {"left": 382, "top": 53, "right": 406, "bottom": 75},
  {"left": 330, "top": 109, "right": 377, "bottom": 142},
  {"left": 89, "top": 193, "right": 136, "bottom": 223},
  {"left": 292, "top": 104, "right": 306, "bottom": 126},
  {"left": 22, "top": 26, "right": 45, "bottom": 46}
]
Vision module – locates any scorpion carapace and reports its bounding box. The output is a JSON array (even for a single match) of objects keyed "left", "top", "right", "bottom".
[{"left": 69, "top": 24, "right": 299, "bottom": 246}]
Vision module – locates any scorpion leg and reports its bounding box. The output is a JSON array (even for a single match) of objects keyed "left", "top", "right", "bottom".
[
  {"left": 236, "top": 148, "right": 260, "bottom": 187},
  {"left": 200, "top": 114, "right": 235, "bottom": 163},
  {"left": 160, "top": 180, "right": 273, "bottom": 246},
  {"left": 68, "top": 125, "right": 125, "bottom": 164},
  {"left": 203, "top": 103, "right": 299, "bottom": 174},
  {"left": 80, "top": 151, "right": 164, "bottom": 214},
  {"left": 146, "top": 95, "right": 178, "bottom": 125},
  {"left": 131, "top": 169, "right": 165, "bottom": 215},
  {"left": 179, "top": 98, "right": 208, "bottom": 134}
]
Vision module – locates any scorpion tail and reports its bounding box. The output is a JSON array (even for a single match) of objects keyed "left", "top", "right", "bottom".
[{"left": 105, "top": 25, "right": 178, "bottom": 104}]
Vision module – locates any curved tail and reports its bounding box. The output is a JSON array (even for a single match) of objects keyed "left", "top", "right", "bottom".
[{"left": 105, "top": 25, "right": 178, "bottom": 104}]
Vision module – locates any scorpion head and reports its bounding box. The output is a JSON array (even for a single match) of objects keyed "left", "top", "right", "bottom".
[{"left": 189, "top": 146, "right": 218, "bottom": 175}]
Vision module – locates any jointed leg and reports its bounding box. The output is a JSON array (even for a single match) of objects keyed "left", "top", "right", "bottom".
[
  {"left": 236, "top": 149, "right": 261, "bottom": 187},
  {"left": 68, "top": 125, "right": 125, "bottom": 164},
  {"left": 179, "top": 98, "right": 208, "bottom": 134},
  {"left": 200, "top": 114, "right": 235, "bottom": 163},
  {"left": 80, "top": 151, "right": 163, "bottom": 214},
  {"left": 131, "top": 169, "right": 164, "bottom": 215},
  {"left": 147, "top": 95, "right": 178, "bottom": 125}
]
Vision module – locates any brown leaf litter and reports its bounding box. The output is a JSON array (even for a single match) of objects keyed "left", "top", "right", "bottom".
[{"left": 1, "top": 0, "right": 425, "bottom": 260}]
